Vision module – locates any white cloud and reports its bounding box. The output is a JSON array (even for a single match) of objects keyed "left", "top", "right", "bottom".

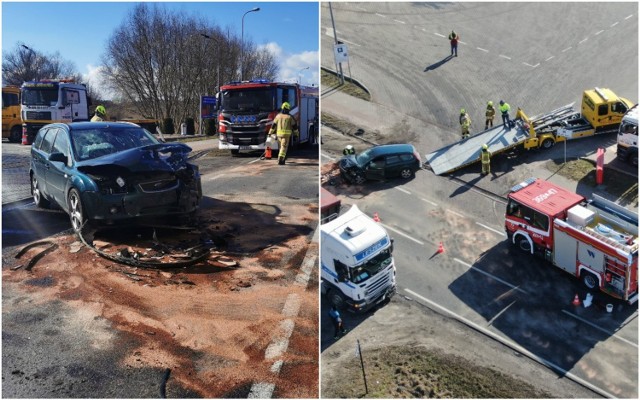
[
  {"left": 83, "top": 64, "right": 116, "bottom": 101},
  {"left": 259, "top": 42, "right": 319, "bottom": 87}
]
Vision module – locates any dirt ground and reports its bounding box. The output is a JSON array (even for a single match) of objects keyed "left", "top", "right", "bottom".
[{"left": 2, "top": 201, "right": 319, "bottom": 398}]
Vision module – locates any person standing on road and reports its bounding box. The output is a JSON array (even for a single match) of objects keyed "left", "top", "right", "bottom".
[
  {"left": 485, "top": 101, "right": 496, "bottom": 130},
  {"left": 460, "top": 108, "right": 471, "bottom": 139},
  {"left": 499, "top": 100, "right": 511, "bottom": 129},
  {"left": 448, "top": 30, "right": 459, "bottom": 57},
  {"left": 91, "top": 105, "right": 107, "bottom": 122},
  {"left": 329, "top": 305, "right": 347, "bottom": 339},
  {"left": 268, "top": 102, "right": 299, "bottom": 165},
  {"left": 481, "top": 144, "right": 491, "bottom": 175}
]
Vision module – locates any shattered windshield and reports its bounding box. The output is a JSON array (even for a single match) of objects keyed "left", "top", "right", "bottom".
[
  {"left": 350, "top": 248, "right": 392, "bottom": 284},
  {"left": 221, "top": 88, "right": 274, "bottom": 112},
  {"left": 355, "top": 148, "right": 373, "bottom": 166},
  {"left": 22, "top": 87, "right": 59, "bottom": 106},
  {"left": 71, "top": 127, "right": 159, "bottom": 161}
]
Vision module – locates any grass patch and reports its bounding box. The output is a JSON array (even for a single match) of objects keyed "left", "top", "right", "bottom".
[
  {"left": 321, "top": 69, "right": 371, "bottom": 101},
  {"left": 321, "top": 112, "right": 361, "bottom": 136},
  {"left": 323, "top": 346, "right": 551, "bottom": 398},
  {"left": 545, "top": 158, "right": 638, "bottom": 207}
]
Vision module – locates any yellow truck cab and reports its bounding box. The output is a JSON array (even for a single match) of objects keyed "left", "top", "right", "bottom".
[
  {"left": 522, "top": 87, "right": 636, "bottom": 150},
  {"left": 2, "top": 86, "right": 22, "bottom": 143}
]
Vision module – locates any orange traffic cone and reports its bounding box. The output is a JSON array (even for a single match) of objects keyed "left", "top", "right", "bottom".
[
  {"left": 572, "top": 294, "right": 581, "bottom": 306},
  {"left": 265, "top": 146, "right": 272, "bottom": 159},
  {"left": 21, "top": 130, "right": 29, "bottom": 145},
  {"left": 373, "top": 212, "right": 380, "bottom": 222},
  {"left": 437, "top": 242, "right": 445, "bottom": 254}
]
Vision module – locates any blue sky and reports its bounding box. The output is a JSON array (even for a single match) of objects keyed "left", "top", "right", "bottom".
[{"left": 2, "top": 1, "right": 319, "bottom": 98}]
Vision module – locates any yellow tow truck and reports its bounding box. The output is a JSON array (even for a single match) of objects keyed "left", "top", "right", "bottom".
[{"left": 2, "top": 86, "right": 22, "bottom": 143}]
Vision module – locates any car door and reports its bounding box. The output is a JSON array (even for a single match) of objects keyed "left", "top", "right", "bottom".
[
  {"left": 365, "top": 156, "right": 386, "bottom": 180},
  {"left": 32, "top": 128, "right": 56, "bottom": 198},
  {"left": 46, "top": 128, "right": 72, "bottom": 207},
  {"left": 384, "top": 154, "right": 402, "bottom": 178}
]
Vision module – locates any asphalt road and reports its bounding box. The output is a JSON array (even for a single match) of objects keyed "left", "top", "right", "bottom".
[{"left": 321, "top": 2, "right": 638, "bottom": 398}]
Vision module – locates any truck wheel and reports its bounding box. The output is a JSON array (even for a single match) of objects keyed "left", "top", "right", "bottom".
[
  {"left": 629, "top": 153, "right": 638, "bottom": 167},
  {"left": 328, "top": 290, "right": 346, "bottom": 310},
  {"left": 230, "top": 149, "right": 239, "bottom": 156},
  {"left": 515, "top": 235, "right": 532, "bottom": 253},
  {"left": 581, "top": 271, "right": 599, "bottom": 290},
  {"left": 541, "top": 138, "right": 555, "bottom": 149},
  {"left": 9, "top": 126, "right": 22, "bottom": 143}
]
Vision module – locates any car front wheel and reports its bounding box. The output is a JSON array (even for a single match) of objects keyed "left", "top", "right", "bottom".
[
  {"left": 354, "top": 173, "right": 366, "bottom": 185},
  {"left": 68, "top": 188, "right": 86, "bottom": 232},
  {"left": 32, "top": 174, "right": 49, "bottom": 208}
]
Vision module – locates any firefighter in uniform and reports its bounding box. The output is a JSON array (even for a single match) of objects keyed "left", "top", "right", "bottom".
[
  {"left": 343, "top": 145, "right": 355, "bottom": 156},
  {"left": 499, "top": 100, "right": 511, "bottom": 129},
  {"left": 485, "top": 101, "right": 496, "bottom": 130},
  {"left": 269, "top": 102, "right": 298, "bottom": 165},
  {"left": 91, "top": 105, "right": 107, "bottom": 122},
  {"left": 481, "top": 143, "right": 491, "bottom": 175},
  {"left": 460, "top": 108, "right": 471, "bottom": 139}
]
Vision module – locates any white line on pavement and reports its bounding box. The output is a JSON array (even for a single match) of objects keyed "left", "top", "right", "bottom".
[
  {"left": 545, "top": 56, "right": 554, "bottom": 61},
  {"left": 499, "top": 54, "right": 511, "bottom": 60},
  {"left": 454, "top": 258, "right": 528, "bottom": 294},
  {"left": 476, "top": 222, "right": 507, "bottom": 236},
  {"left": 562, "top": 46, "right": 572, "bottom": 52},
  {"left": 393, "top": 19, "right": 406, "bottom": 24},
  {"left": 522, "top": 62, "right": 539, "bottom": 68},
  {"left": 595, "top": 30, "right": 604, "bottom": 35},
  {"left": 248, "top": 157, "right": 263, "bottom": 164},
  {"left": 204, "top": 174, "right": 225, "bottom": 181},
  {"left": 447, "top": 209, "right": 464, "bottom": 219},
  {"left": 434, "top": 32, "right": 446, "bottom": 38},
  {"left": 578, "top": 38, "right": 588, "bottom": 44},
  {"left": 611, "top": 21, "right": 619, "bottom": 27},
  {"left": 488, "top": 300, "right": 516, "bottom": 326},
  {"left": 477, "top": 47, "right": 489, "bottom": 52},
  {"left": 394, "top": 187, "right": 411, "bottom": 195},
  {"left": 421, "top": 198, "right": 438, "bottom": 207},
  {"left": 381, "top": 223, "right": 425, "bottom": 245},
  {"left": 458, "top": 40, "right": 467, "bottom": 45},
  {"left": 625, "top": 14, "right": 633, "bottom": 20},
  {"left": 321, "top": 152, "right": 335, "bottom": 160},
  {"left": 403, "top": 288, "right": 615, "bottom": 399},
  {"left": 375, "top": 13, "right": 386, "bottom": 18},
  {"left": 561, "top": 310, "right": 638, "bottom": 348}
]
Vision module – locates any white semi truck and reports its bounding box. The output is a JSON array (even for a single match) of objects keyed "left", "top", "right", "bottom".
[
  {"left": 617, "top": 104, "right": 638, "bottom": 166},
  {"left": 321, "top": 205, "right": 396, "bottom": 312}
]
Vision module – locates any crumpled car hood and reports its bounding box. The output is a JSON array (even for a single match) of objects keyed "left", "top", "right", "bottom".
[
  {"left": 77, "top": 143, "right": 193, "bottom": 174},
  {"left": 340, "top": 155, "right": 359, "bottom": 169}
]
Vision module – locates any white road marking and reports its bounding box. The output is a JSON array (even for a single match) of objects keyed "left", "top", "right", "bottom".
[
  {"left": 394, "top": 187, "right": 412, "bottom": 195},
  {"left": 522, "top": 62, "right": 539, "bottom": 68},
  {"left": 476, "top": 222, "right": 507, "bottom": 236},
  {"left": 477, "top": 47, "right": 489, "bottom": 52},
  {"left": 458, "top": 40, "right": 467, "bottom": 45},
  {"left": 625, "top": 14, "right": 633, "bottom": 20},
  {"left": 499, "top": 54, "right": 511, "bottom": 60},
  {"left": 380, "top": 223, "right": 425, "bottom": 245},
  {"left": 434, "top": 32, "right": 446, "bottom": 38},
  {"left": 611, "top": 21, "right": 619, "bottom": 27},
  {"left": 403, "top": 288, "right": 615, "bottom": 399},
  {"left": 447, "top": 209, "right": 464, "bottom": 219},
  {"left": 545, "top": 56, "right": 555, "bottom": 61},
  {"left": 454, "top": 258, "right": 528, "bottom": 294},
  {"left": 561, "top": 310, "right": 638, "bottom": 348},
  {"left": 488, "top": 300, "right": 516, "bottom": 326},
  {"left": 421, "top": 198, "right": 438, "bottom": 207},
  {"left": 578, "top": 38, "right": 588, "bottom": 44},
  {"left": 248, "top": 157, "right": 263, "bottom": 164},
  {"left": 393, "top": 19, "right": 406, "bottom": 24},
  {"left": 321, "top": 152, "right": 335, "bottom": 160},
  {"left": 204, "top": 174, "right": 225, "bottom": 181},
  {"left": 375, "top": 13, "right": 386, "bottom": 18},
  {"left": 562, "top": 46, "right": 572, "bottom": 52},
  {"left": 595, "top": 30, "right": 604, "bottom": 35}
]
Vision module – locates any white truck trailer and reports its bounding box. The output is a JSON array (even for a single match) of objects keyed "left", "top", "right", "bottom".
[{"left": 321, "top": 205, "right": 396, "bottom": 312}]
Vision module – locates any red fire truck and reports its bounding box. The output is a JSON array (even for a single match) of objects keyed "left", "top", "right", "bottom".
[
  {"left": 217, "top": 80, "right": 318, "bottom": 155},
  {"left": 505, "top": 178, "right": 638, "bottom": 303}
]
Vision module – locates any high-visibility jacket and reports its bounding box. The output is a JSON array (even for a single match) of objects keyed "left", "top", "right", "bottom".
[
  {"left": 91, "top": 115, "right": 104, "bottom": 122},
  {"left": 269, "top": 113, "right": 298, "bottom": 137},
  {"left": 500, "top": 103, "right": 510, "bottom": 114},
  {"left": 461, "top": 114, "right": 471, "bottom": 128},
  {"left": 481, "top": 149, "right": 491, "bottom": 164},
  {"left": 485, "top": 106, "right": 496, "bottom": 119}
]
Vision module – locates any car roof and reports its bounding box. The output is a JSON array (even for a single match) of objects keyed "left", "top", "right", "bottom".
[
  {"left": 367, "top": 143, "right": 415, "bottom": 156},
  {"left": 42, "top": 121, "right": 143, "bottom": 131}
]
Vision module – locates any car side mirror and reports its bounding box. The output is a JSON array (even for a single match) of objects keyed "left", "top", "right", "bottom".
[{"left": 48, "top": 152, "right": 67, "bottom": 163}]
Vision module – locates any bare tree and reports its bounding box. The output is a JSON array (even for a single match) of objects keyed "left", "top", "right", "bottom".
[
  {"left": 2, "top": 42, "right": 80, "bottom": 86},
  {"left": 101, "top": 3, "right": 279, "bottom": 128}
]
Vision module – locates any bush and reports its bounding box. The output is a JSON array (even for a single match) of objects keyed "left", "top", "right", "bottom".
[
  {"left": 204, "top": 118, "right": 217, "bottom": 136},
  {"left": 186, "top": 117, "right": 195, "bottom": 135},
  {"left": 162, "top": 118, "right": 175, "bottom": 135}
]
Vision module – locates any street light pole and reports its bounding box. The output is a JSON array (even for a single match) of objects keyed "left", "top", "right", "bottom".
[
  {"left": 298, "top": 66, "right": 310, "bottom": 85},
  {"left": 241, "top": 7, "right": 260, "bottom": 81},
  {"left": 200, "top": 33, "right": 221, "bottom": 91}
]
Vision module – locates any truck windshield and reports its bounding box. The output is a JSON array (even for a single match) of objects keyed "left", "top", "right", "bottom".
[
  {"left": 221, "top": 88, "right": 274, "bottom": 112},
  {"left": 22, "top": 88, "right": 59, "bottom": 106},
  {"left": 350, "top": 248, "right": 392, "bottom": 284}
]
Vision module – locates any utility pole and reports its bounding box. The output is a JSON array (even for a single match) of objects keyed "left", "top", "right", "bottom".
[{"left": 329, "top": 2, "right": 344, "bottom": 85}]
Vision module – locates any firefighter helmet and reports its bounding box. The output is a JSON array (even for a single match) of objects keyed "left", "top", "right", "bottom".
[
  {"left": 482, "top": 144, "right": 488, "bottom": 151},
  {"left": 95, "top": 105, "right": 106, "bottom": 116},
  {"left": 488, "top": 101, "right": 493, "bottom": 106},
  {"left": 281, "top": 102, "right": 291, "bottom": 111},
  {"left": 460, "top": 108, "right": 466, "bottom": 114}
]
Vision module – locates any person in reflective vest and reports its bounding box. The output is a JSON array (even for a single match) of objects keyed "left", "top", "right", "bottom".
[
  {"left": 269, "top": 102, "right": 299, "bottom": 165},
  {"left": 460, "top": 108, "right": 471, "bottom": 139},
  {"left": 91, "top": 105, "right": 107, "bottom": 122},
  {"left": 481, "top": 143, "right": 491, "bottom": 175},
  {"left": 343, "top": 145, "right": 355, "bottom": 155},
  {"left": 485, "top": 101, "right": 496, "bottom": 130},
  {"left": 499, "top": 100, "right": 511, "bottom": 129}
]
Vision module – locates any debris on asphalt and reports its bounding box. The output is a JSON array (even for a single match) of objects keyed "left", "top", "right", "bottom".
[{"left": 15, "top": 240, "right": 59, "bottom": 271}]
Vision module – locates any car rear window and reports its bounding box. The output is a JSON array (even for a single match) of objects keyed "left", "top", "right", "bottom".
[{"left": 71, "top": 127, "right": 159, "bottom": 161}]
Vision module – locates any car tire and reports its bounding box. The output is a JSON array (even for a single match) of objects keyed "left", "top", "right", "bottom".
[
  {"left": 9, "top": 126, "right": 22, "bottom": 143},
  {"left": 581, "top": 271, "right": 599, "bottom": 290},
  {"left": 541, "top": 138, "right": 555, "bottom": 149},
  {"left": 400, "top": 168, "right": 414, "bottom": 179},
  {"left": 31, "top": 174, "right": 49, "bottom": 209},
  {"left": 67, "top": 188, "right": 86, "bottom": 232},
  {"left": 354, "top": 173, "right": 366, "bottom": 185}
]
